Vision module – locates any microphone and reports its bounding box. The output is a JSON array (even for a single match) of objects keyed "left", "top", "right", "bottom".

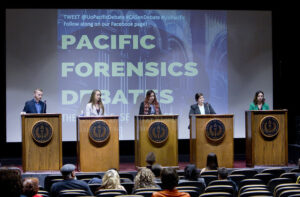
[
  {"left": 43, "top": 100, "right": 47, "bottom": 113},
  {"left": 206, "top": 102, "right": 210, "bottom": 114}
]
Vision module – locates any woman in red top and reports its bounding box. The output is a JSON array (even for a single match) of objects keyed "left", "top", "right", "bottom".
[
  {"left": 152, "top": 168, "right": 190, "bottom": 197},
  {"left": 22, "top": 177, "right": 43, "bottom": 197}
]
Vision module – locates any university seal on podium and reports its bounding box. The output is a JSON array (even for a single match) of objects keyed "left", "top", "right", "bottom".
[
  {"left": 260, "top": 116, "right": 279, "bottom": 138},
  {"left": 31, "top": 121, "right": 53, "bottom": 145},
  {"left": 89, "top": 121, "right": 110, "bottom": 143},
  {"left": 148, "top": 122, "right": 169, "bottom": 144},
  {"left": 205, "top": 119, "right": 225, "bottom": 142}
]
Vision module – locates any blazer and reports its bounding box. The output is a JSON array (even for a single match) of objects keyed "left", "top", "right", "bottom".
[
  {"left": 85, "top": 103, "right": 103, "bottom": 116},
  {"left": 249, "top": 102, "right": 269, "bottom": 110},
  {"left": 23, "top": 99, "right": 46, "bottom": 113},
  {"left": 139, "top": 102, "right": 162, "bottom": 115},
  {"left": 189, "top": 103, "right": 216, "bottom": 115}
]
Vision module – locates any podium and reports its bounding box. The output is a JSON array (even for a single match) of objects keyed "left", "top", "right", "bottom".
[
  {"left": 190, "top": 114, "right": 234, "bottom": 168},
  {"left": 135, "top": 115, "right": 178, "bottom": 167},
  {"left": 245, "top": 110, "right": 288, "bottom": 167},
  {"left": 77, "top": 116, "right": 119, "bottom": 172},
  {"left": 21, "top": 114, "right": 62, "bottom": 172}
]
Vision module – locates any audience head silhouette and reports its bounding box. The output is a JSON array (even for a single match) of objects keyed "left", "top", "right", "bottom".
[
  {"left": 134, "top": 167, "right": 157, "bottom": 190},
  {"left": 99, "top": 169, "right": 125, "bottom": 190},
  {"left": 184, "top": 164, "right": 200, "bottom": 181},
  {"left": 146, "top": 152, "right": 156, "bottom": 168},
  {"left": 206, "top": 153, "right": 219, "bottom": 170},
  {"left": 217, "top": 167, "right": 228, "bottom": 180},
  {"left": 0, "top": 168, "right": 22, "bottom": 197},
  {"left": 22, "top": 177, "right": 40, "bottom": 197},
  {"left": 60, "top": 164, "right": 76, "bottom": 180},
  {"left": 152, "top": 164, "right": 162, "bottom": 178},
  {"left": 161, "top": 168, "right": 178, "bottom": 190}
]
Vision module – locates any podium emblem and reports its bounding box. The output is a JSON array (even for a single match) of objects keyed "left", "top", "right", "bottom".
[
  {"left": 89, "top": 121, "right": 110, "bottom": 143},
  {"left": 260, "top": 116, "right": 279, "bottom": 138},
  {"left": 32, "top": 121, "right": 53, "bottom": 145},
  {"left": 148, "top": 122, "right": 169, "bottom": 144},
  {"left": 205, "top": 119, "right": 225, "bottom": 142}
]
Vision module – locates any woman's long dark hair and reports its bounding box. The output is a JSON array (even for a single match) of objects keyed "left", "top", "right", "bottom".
[
  {"left": 144, "top": 90, "right": 159, "bottom": 105},
  {"left": 206, "top": 153, "right": 218, "bottom": 170},
  {"left": 89, "top": 89, "right": 104, "bottom": 115},
  {"left": 253, "top": 90, "right": 265, "bottom": 105}
]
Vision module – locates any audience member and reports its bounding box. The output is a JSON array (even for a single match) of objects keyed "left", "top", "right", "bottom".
[
  {"left": 97, "top": 169, "right": 126, "bottom": 191},
  {"left": 50, "top": 164, "right": 93, "bottom": 197},
  {"left": 179, "top": 164, "right": 206, "bottom": 187},
  {"left": 218, "top": 167, "right": 238, "bottom": 195},
  {"left": 134, "top": 167, "right": 160, "bottom": 192},
  {"left": 200, "top": 153, "right": 219, "bottom": 174},
  {"left": 22, "top": 177, "right": 43, "bottom": 197},
  {"left": 0, "top": 168, "right": 22, "bottom": 197},
  {"left": 152, "top": 168, "right": 190, "bottom": 197},
  {"left": 152, "top": 164, "right": 162, "bottom": 182},
  {"left": 146, "top": 152, "right": 156, "bottom": 169}
]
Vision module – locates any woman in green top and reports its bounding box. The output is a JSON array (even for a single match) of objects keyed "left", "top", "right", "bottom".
[{"left": 249, "top": 90, "right": 269, "bottom": 110}]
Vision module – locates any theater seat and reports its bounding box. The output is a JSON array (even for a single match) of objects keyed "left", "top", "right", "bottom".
[
  {"left": 239, "top": 190, "right": 272, "bottom": 197},
  {"left": 200, "top": 170, "right": 218, "bottom": 176},
  {"left": 267, "top": 177, "right": 294, "bottom": 193},
  {"left": 280, "top": 172, "right": 299, "bottom": 182},
  {"left": 204, "top": 185, "right": 234, "bottom": 195},
  {"left": 253, "top": 173, "right": 275, "bottom": 185},
  {"left": 44, "top": 174, "right": 63, "bottom": 191},
  {"left": 97, "top": 192, "right": 124, "bottom": 197},
  {"left": 176, "top": 186, "right": 202, "bottom": 194},
  {"left": 278, "top": 189, "right": 300, "bottom": 197},
  {"left": 96, "top": 189, "right": 127, "bottom": 195},
  {"left": 135, "top": 191, "right": 156, "bottom": 197},
  {"left": 227, "top": 174, "right": 246, "bottom": 188},
  {"left": 200, "top": 175, "right": 218, "bottom": 186},
  {"left": 199, "top": 192, "right": 232, "bottom": 197},
  {"left": 275, "top": 186, "right": 300, "bottom": 197},
  {"left": 119, "top": 172, "right": 134, "bottom": 181},
  {"left": 134, "top": 188, "right": 161, "bottom": 193},
  {"left": 178, "top": 189, "right": 199, "bottom": 197},
  {"left": 261, "top": 168, "right": 286, "bottom": 178},
  {"left": 230, "top": 169, "right": 257, "bottom": 179},
  {"left": 239, "top": 178, "right": 264, "bottom": 188}
]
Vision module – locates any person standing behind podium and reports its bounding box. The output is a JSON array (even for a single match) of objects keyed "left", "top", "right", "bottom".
[
  {"left": 86, "top": 89, "right": 104, "bottom": 116},
  {"left": 249, "top": 90, "right": 269, "bottom": 110},
  {"left": 139, "top": 90, "right": 162, "bottom": 115},
  {"left": 22, "top": 88, "right": 46, "bottom": 113},
  {"left": 189, "top": 93, "right": 216, "bottom": 115}
]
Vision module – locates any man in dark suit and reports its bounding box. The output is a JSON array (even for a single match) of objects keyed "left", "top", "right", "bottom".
[
  {"left": 189, "top": 93, "right": 216, "bottom": 115},
  {"left": 23, "top": 88, "right": 46, "bottom": 113}
]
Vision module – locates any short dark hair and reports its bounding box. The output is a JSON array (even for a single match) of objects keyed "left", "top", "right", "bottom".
[
  {"left": 218, "top": 167, "right": 228, "bottom": 179},
  {"left": 195, "top": 93, "right": 204, "bottom": 102},
  {"left": 206, "top": 153, "right": 218, "bottom": 170},
  {"left": 161, "top": 168, "right": 178, "bottom": 190},
  {"left": 151, "top": 164, "right": 162, "bottom": 177},
  {"left": 146, "top": 152, "right": 156, "bottom": 165},
  {"left": 184, "top": 164, "right": 199, "bottom": 181}
]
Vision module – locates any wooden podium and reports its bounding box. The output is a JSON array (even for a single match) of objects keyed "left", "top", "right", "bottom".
[
  {"left": 245, "top": 110, "right": 288, "bottom": 167},
  {"left": 135, "top": 115, "right": 178, "bottom": 167},
  {"left": 21, "top": 114, "right": 62, "bottom": 172},
  {"left": 190, "top": 114, "right": 234, "bottom": 168},
  {"left": 77, "top": 116, "right": 119, "bottom": 172}
]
